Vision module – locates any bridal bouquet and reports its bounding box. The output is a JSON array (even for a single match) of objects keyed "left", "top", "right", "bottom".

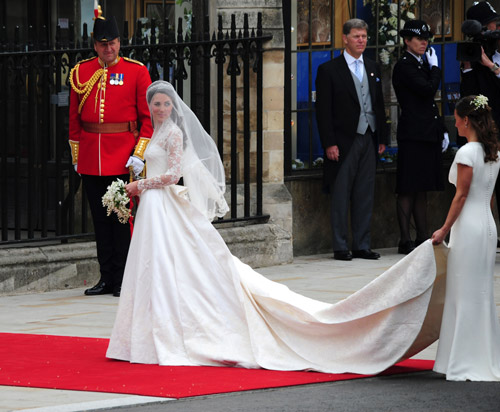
[{"left": 102, "top": 179, "right": 131, "bottom": 224}]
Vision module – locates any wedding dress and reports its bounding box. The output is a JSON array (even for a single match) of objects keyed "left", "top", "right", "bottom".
[
  {"left": 106, "top": 112, "right": 450, "bottom": 374},
  {"left": 433, "top": 142, "right": 500, "bottom": 381}
]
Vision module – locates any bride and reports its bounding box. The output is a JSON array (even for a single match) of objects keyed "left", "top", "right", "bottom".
[{"left": 106, "top": 80, "right": 449, "bottom": 375}]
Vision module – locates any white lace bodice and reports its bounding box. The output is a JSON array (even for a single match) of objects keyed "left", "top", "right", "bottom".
[{"left": 137, "top": 118, "right": 183, "bottom": 192}]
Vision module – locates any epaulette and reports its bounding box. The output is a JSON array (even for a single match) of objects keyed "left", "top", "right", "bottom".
[
  {"left": 123, "top": 57, "right": 145, "bottom": 66},
  {"left": 77, "top": 56, "right": 98, "bottom": 65}
]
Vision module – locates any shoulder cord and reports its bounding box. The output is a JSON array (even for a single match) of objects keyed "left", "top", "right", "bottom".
[{"left": 69, "top": 64, "right": 107, "bottom": 114}]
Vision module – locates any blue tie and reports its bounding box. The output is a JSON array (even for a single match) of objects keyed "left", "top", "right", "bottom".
[{"left": 354, "top": 60, "right": 363, "bottom": 82}]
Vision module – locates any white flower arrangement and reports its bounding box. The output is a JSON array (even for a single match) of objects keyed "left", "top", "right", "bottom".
[
  {"left": 102, "top": 179, "right": 131, "bottom": 224},
  {"left": 471, "top": 94, "right": 489, "bottom": 110},
  {"left": 312, "top": 157, "right": 324, "bottom": 168},
  {"left": 292, "top": 158, "right": 305, "bottom": 170},
  {"left": 364, "top": 0, "right": 417, "bottom": 66}
]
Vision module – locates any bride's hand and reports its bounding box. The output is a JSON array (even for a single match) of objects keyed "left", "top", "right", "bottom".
[{"left": 125, "top": 181, "right": 142, "bottom": 197}]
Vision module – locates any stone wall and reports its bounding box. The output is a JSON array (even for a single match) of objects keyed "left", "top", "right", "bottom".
[
  {"left": 215, "top": 0, "right": 284, "bottom": 185},
  {"left": 286, "top": 166, "right": 459, "bottom": 256},
  {"left": 0, "top": 222, "right": 292, "bottom": 296},
  {"left": 214, "top": 0, "right": 293, "bottom": 258}
]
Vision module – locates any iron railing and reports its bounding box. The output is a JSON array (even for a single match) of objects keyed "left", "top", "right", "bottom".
[{"left": 0, "top": 13, "right": 272, "bottom": 245}]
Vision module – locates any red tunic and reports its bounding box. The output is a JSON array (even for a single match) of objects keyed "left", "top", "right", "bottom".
[{"left": 69, "top": 56, "right": 153, "bottom": 176}]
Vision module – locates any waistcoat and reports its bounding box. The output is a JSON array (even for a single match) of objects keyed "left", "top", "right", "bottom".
[{"left": 351, "top": 68, "right": 376, "bottom": 134}]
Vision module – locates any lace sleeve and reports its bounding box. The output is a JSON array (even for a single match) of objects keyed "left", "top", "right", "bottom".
[{"left": 137, "top": 127, "right": 183, "bottom": 191}]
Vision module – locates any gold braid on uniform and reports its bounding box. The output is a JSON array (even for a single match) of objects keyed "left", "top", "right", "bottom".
[
  {"left": 133, "top": 137, "right": 150, "bottom": 161},
  {"left": 69, "top": 64, "right": 106, "bottom": 114}
]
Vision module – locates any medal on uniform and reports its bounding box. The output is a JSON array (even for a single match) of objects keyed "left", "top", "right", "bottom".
[{"left": 109, "top": 73, "right": 124, "bottom": 85}]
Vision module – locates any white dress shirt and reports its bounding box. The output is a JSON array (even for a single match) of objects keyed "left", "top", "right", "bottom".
[{"left": 344, "top": 50, "right": 364, "bottom": 82}]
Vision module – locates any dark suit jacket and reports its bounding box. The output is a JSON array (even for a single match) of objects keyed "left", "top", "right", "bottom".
[
  {"left": 315, "top": 53, "right": 389, "bottom": 190},
  {"left": 461, "top": 62, "right": 500, "bottom": 130},
  {"left": 392, "top": 51, "right": 446, "bottom": 143}
]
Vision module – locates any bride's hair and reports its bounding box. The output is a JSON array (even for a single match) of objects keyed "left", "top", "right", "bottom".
[
  {"left": 146, "top": 84, "right": 188, "bottom": 147},
  {"left": 455, "top": 95, "right": 499, "bottom": 162}
]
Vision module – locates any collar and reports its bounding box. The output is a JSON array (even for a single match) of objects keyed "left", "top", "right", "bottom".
[
  {"left": 344, "top": 50, "right": 364, "bottom": 66},
  {"left": 98, "top": 56, "right": 121, "bottom": 68},
  {"left": 406, "top": 50, "right": 423, "bottom": 63},
  {"left": 493, "top": 50, "right": 500, "bottom": 64}
]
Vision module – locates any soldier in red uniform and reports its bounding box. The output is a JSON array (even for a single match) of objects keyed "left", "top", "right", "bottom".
[{"left": 69, "top": 14, "right": 153, "bottom": 297}]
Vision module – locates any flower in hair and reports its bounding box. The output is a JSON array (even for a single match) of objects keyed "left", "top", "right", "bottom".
[{"left": 471, "top": 95, "right": 489, "bottom": 110}]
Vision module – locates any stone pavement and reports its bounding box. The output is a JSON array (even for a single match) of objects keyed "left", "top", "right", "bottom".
[{"left": 1, "top": 247, "right": 499, "bottom": 411}]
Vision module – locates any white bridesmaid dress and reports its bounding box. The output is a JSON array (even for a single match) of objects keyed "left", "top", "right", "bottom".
[{"left": 433, "top": 142, "right": 500, "bottom": 381}]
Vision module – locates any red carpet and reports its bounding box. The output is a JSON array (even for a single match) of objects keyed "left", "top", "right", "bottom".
[{"left": 0, "top": 333, "right": 434, "bottom": 398}]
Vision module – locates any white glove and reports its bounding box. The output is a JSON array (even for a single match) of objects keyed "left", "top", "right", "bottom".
[
  {"left": 74, "top": 164, "right": 78, "bottom": 172},
  {"left": 442, "top": 132, "right": 449, "bottom": 152},
  {"left": 425, "top": 47, "right": 438, "bottom": 68},
  {"left": 126, "top": 156, "right": 145, "bottom": 176}
]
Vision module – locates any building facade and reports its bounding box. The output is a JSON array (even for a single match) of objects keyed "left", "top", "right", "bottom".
[{"left": 1, "top": 1, "right": 498, "bottom": 293}]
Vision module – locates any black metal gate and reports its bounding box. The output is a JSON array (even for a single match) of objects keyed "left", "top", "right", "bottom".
[{"left": 0, "top": 13, "right": 272, "bottom": 245}]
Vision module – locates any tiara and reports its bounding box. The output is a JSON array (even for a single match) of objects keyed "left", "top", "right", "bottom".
[{"left": 471, "top": 94, "right": 489, "bottom": 110}]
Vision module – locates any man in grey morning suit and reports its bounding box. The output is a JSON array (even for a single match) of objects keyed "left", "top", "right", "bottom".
[{"left": 315, "top": 18, "right": 389, "bottom": 261}]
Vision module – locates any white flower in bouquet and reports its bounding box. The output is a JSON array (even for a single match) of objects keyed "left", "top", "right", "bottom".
[{"left": 102, "top": 179, "right": 131, "bottom": 224}]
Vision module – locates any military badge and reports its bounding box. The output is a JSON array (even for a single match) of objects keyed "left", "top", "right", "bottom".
[{"left": 110, "top": 73, "right": 124, "bottom": 86}]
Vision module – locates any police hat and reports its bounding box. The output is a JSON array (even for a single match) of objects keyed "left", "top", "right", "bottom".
[
  {"left": 93, "top": 16, "right": 120, "bottom": 42},
  {"left": 399, "top": 20, "right": 432, "bottom": 39},
  {"left": 466, "top": 1, "right": 499, "bottom": 26}
]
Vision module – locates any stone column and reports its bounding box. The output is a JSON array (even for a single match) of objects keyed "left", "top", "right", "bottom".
[{"left": 213, "top": 1, "right": 292, "bottom": 246}]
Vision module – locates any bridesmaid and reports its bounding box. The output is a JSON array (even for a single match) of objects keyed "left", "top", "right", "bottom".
[{"left": 432, "top": 95, "right": 500, "bottom": 381}]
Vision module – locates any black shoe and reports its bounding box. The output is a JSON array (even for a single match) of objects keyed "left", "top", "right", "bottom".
[
  {"left": 113, "top": 286, "right": 121, "bottom": 297},
  {"left": 334, "top": 250, "right": 352, "bottom": 261},
  {"left": 352, "top": 249, "right": 380, "bottom": 260},
  {"left": 84, "top": 281, "right": 113, "bottom": 296},
  {"left": 398, "top": 240, "right": 415, "bottom": 255}
]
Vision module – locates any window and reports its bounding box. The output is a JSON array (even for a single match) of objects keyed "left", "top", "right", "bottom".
[{"left": 284, "top": 0, "right": 464, "bottom": 175}]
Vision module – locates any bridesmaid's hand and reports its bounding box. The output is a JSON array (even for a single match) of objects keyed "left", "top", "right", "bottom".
[
  {"left": 125, "top": 181, "right": 142, "bottom": 197},
  {"left": 431, "top": 228, "right": 446, "bottom": 245}
]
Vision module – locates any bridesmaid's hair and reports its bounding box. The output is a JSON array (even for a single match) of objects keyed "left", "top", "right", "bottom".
[{"left": 455, "top": 95, "right": 499, "bottom": 162}]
